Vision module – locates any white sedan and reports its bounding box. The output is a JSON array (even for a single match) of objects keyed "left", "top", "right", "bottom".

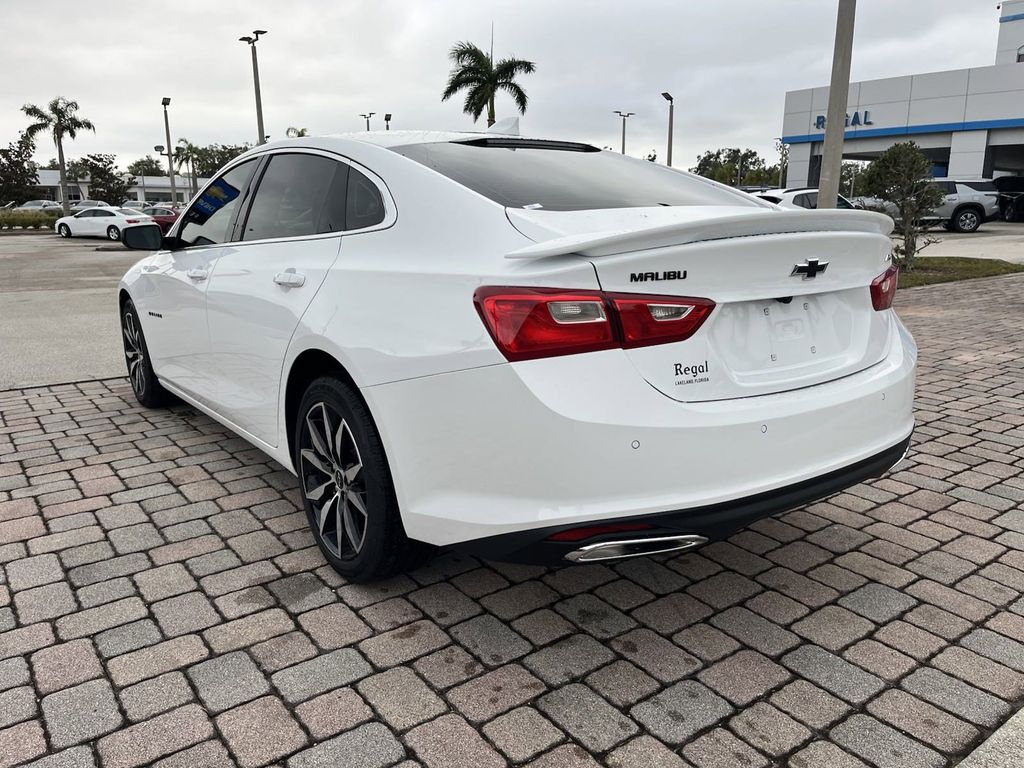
[
  {"left": 56, "top": 207, "right": 153, "bottom": 241},
  {"left": 755, "top": 188, "right": 859, "bottom": 210},
  {"left": 118, "top": 131, "right": 916, "bottom": 581}
]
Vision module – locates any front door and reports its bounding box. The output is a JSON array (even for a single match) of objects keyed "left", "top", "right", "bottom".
[
  {"left": 204, "top": 151, "right": 354, "bottom": 446},
  {"left": 137, "top": 158, "right": 259, "bottom": 405}
]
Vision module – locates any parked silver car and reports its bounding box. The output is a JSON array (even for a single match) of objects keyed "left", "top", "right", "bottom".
[
  {"left": 930, "top": 178, "right": 999, "bottom": 233},
  {"left": 852, "top": 179, "right": 1000, "bottom": 233},
  {"left": 13, "top": 200, "right": 62, "bottom": 212}
]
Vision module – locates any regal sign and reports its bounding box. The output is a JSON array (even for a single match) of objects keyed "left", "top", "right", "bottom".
[{"left": 814, "top": 110, "right": 874, "bottom": 129}]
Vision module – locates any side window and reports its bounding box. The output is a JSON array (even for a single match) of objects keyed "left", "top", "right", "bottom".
[
  {"left": 346, "top": 167, "right": 385, "bottom": 230},
  {"left": 178, "top": 159, "right": 258, "bottom": 247},
  {"left": 76, "top": 210, "right": 94, "bottom": 218},
  {"left": 242, "top": 153, "right": 343, "bottom": 241},
  {"left": 97, "top": 209, "right": 116, "bottom": 217},
  {"left": 793, "top": 193, "right": 814, "bottom": 209}
]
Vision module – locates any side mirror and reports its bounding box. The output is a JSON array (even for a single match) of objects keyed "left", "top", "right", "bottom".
[{"left": 122, "top": 223, "right": 166, "bottom": 251}]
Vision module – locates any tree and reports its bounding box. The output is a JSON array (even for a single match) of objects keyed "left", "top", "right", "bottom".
[
  {"left": 41, "top": 158, "right": 59, "bottom": 170},
  {"left": 858, "top": 141, "right": 945, "bottom": 271},
  {"left": 287, "top": 127, "right": 309, "bottom": 137},
  {"left": 0, "top": 131, "right": 39, "bottom": 204},
  {"left": 174, "top": 139, "right": 201, "bottom": 196},
  {"left": 127, "top": 156, "right": 165, "bottom": 177},
  {"left": 441, "top": 41, "right": 535, "bottom": 126},
  {"left": 691, "top": 148, "right": 779, "bottom": 187},
  {"left": 79, "top": 154, "right": 134, "bottom": 204},
  {"left": 190, "top": 143, "right": 252, "bottom": 178},
  {"left": 21, "top": 97, "right": 95, "bottom": 214},
  {"left": 66, "top": 158, "right": 89, "bottom": 181}
]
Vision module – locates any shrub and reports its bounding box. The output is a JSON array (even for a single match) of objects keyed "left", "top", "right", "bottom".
[{"left": 0, "top": 210, "right": 59, "bottom": 230}]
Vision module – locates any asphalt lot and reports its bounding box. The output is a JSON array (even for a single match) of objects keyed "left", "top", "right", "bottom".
[
  {"left": 2, "top": 231, "right": 1024, "bottom": 766},
  {"left": 0, "top": 234, "right": 139, "bottom": 391},
  {"left": 918, "top": 220, "right": 1024, "bottom": 263}
]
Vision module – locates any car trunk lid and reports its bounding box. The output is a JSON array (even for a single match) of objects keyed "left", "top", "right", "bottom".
[{"left": 506, "top": 206, "right": 895, "bottom": 402}]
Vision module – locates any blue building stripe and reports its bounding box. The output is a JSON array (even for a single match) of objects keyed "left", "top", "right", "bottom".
[
  {"left": 1000, "top": 11, "right": 1024, "bottom": 22},
  {"left": 782, "top": 117, "right": 1024, "bottom": 144}
]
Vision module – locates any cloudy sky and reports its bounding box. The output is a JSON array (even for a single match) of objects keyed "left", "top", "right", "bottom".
[{"left": 0, "top": 0, "right": 1003, "bottom": 171}]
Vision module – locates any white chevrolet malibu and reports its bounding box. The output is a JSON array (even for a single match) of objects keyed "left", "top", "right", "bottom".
[{"left": 118, "top": 131, "right": 916, "bottom": 581}]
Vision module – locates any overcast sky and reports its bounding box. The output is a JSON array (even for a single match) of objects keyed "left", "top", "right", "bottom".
[{"left": 0, "top": 0, "right": 1002, "bottom": 171}]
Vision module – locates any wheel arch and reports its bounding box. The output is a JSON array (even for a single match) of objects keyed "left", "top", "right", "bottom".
[
  {"left": 952, "top": 202, "right": 984, "bottom": 221},
  {"left": 283, "top": 348, "right": 370, "bottom": 472}
]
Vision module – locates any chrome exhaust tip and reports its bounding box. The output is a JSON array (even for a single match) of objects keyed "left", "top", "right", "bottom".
[{"left": 565, "top": 534, "right": 708, "bottom": 563}]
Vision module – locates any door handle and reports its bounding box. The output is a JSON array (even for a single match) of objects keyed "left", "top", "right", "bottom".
[
  {"left": 186, "top": 268, "right": 208, "bottom": 281},
  {"left": 274, "top": 271, "right": 306, "bottom": 288}
]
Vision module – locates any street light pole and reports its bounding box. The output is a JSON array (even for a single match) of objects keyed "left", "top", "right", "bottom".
[
  {"left": 661, "top": 93, "right": 674, "bottom": 167},
  {"left": 161, "top": 98, "right": 176, "bottom": 204},
  {"left": 239, "top": 30, "right": 268, "bottom": 146},
  {"left": 360, "top": 113, "right": 376, "bottom": 131},
  {"left": 613, "top": 111, "right": 635, "bottom": 155},
  {"left": 384, "top": 113, "right": 392, "bottom": 131},
  {"left": 818, "top": 0, "right": 856, "bottom": 208}
]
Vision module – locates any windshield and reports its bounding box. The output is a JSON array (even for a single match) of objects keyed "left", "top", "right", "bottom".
[{"left": 391, "top": 139, "right": 760, "bottom": 211}]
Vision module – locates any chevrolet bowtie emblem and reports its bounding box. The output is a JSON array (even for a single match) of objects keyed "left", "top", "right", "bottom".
[{"left": 791, "top": 258, "right": 829, "bottom": 279}]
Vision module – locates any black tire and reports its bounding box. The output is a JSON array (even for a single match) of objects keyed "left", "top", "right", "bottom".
[
  {"left": 949, "top": 207, "right": 982, "bottom": 233},
  {"left": 294, "top": 376, "right": 426, "bottom": 581},
  {"left": 58, "top": 224, "right": 71, "bottom": 238},
  {"left": 121, "top": 300, "right": 172, "bottom": 408},
  {"left": 107, "top": 225, "right": 121, "bottom": 241}
]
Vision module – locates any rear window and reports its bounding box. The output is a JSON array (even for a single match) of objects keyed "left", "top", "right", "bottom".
[
  {"left": 959, "top": 181, "right": 996, "bottom": 192},
  {"left": 391, "top": 139, "right": 757, "bottom": 211}
]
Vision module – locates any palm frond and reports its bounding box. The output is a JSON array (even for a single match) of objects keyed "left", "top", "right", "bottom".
[
  {"left": 498, "top": 81, "right": 529, "bottom": 115},
  {"left": 448, "top": 41, "right": 491, "bottom": 70},
  {"left": 442, "top": 70, "right": 486, "bottom": 102},
  {"left": 494, "top": 57, "right": 536, "bottom": 82}
]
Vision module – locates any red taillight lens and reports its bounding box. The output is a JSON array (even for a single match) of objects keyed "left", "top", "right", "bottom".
[
  {"left": 474, "top": 287, "right": 617, "bottom": 362},
  {"left": 870, "top": 265, "right": 898, "bottom": 311},
  {"left": 126, "top": 219, "right": 139, "bottom": 224},
  {"left": 474, "top": 286, "right": 716, "bottom": 362},
  {"left": 610, "top": 293, "right": 716, "bottom": 349},
  {"left": 547, "top": 522, "right": 654, "bottom": 542}
]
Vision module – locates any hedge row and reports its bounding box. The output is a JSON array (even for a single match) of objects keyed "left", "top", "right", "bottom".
[{"left": 0, "top": 211, "right": 62, "bottom": 230}]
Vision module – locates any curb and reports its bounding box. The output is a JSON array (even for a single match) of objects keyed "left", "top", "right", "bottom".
[{"left": 957, "top": 709, "right": 1024, "bottom": 767}]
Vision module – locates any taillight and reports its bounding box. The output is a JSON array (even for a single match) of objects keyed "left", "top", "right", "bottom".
[
  {"left": 473, "top": 287, "right": 617, "bottom": 362},
  {"left": 547, "top": 522, "right": 654, "bottom": 542},
  {"left": 126, "top": 219, "right": 139, "bottom": 224},
  {"left": 610, "top": 293, "right": 716, "bottom": 349},
  {"left": 474, "top": 286, "right": 715, "bottom": 362},
  {"left": 870, "top": 265, "right": 898, "bottom": 311}
]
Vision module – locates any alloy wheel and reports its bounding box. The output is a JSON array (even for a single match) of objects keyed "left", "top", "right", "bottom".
[
  {"left": 299, "top": 402, "right": 368, "bottom": 559},
  {"left": 122, "top": 311, "right": 146, "bottom": 397},
  {"left": 958, "top": 211, "right": 979, "bottom": 231},
  {"left": 107, "top": 226, "right": 120, "bottom": 240}
]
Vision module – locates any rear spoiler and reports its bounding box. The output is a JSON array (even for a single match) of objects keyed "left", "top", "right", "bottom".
[{"left": 505, "top": 209, "right": 893, "bottom": 260}]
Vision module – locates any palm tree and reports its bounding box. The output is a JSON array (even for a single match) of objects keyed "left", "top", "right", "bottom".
[
  {"left": 21, "top": 98, "right": 95, "bottom": 214},
  {"left": 441, "top": 41, "right": 535, "bottom": 127},
  {"left": 174, "top": 139, "right": 201, "bottom": 197}
]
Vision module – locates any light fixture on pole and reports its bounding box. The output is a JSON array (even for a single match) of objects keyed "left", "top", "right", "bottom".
[
  {"left": 239, "top": 30, "right": 268, "bottom": 146},
  {"left": 661, "top": 92, "right": 674, "bottom": 167},
  {"left": 160, "top": 98, "right": 177, "bottom": 204},
  {"left": 384, "top": 113, "right": 392, "bottom": 131},
  {"left": 613, "top": 111, "right": 635, "bottom": 155},
  {"left": 360, "top": 113, "right": 376, "bottom": 131}
]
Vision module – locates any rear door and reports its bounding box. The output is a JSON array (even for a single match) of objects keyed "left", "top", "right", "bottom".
[{"left": 204, "top": 151, "right": 386, "bottom": 446}]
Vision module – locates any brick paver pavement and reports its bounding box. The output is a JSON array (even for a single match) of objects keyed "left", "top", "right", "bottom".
[{"left": 2, "top": 274, "right": 1024, "bottom": 768}]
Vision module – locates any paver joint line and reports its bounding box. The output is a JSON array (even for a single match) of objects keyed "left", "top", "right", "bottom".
[{"left": 2, "top": 273, "right": 1024, "bottom": 766}]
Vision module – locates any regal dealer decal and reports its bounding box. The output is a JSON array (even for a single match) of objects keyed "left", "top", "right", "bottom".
[{"left": 674, "top": 360, "right": 710, "bottom": 386}]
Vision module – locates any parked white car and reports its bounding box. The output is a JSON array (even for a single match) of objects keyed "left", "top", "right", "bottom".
[
  {"left": 118, "top": 132, "right": 916, "bottom": 581},
  {"left": 55, "top": 207, "right": 153, "bottom": 240},
  {"left": 755, "top": 188, "right": 859, "bottom": 210},
  {"left": 14, "top": 199, "right": 62, "bottom": 212}
]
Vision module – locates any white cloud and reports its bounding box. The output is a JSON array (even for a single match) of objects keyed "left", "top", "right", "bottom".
[{"left": 0, "top": 0, "right": 1000, "bottom": 170}]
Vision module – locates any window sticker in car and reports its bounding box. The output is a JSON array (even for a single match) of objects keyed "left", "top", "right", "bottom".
[{"left": 187, "top": 178, "right": 242, "bottom": 225}]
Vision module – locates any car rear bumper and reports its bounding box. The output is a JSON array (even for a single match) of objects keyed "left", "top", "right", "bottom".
[
  {"left": 450, "top": 434, "right": 910, "bottom": 564},
  {"left": 363, "top": 313, "right": 916, "bottom": 552}
]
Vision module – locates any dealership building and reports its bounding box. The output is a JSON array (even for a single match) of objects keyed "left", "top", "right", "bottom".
[{"left": 782, "top": 0, "right": 1024, "bottom": 186}]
